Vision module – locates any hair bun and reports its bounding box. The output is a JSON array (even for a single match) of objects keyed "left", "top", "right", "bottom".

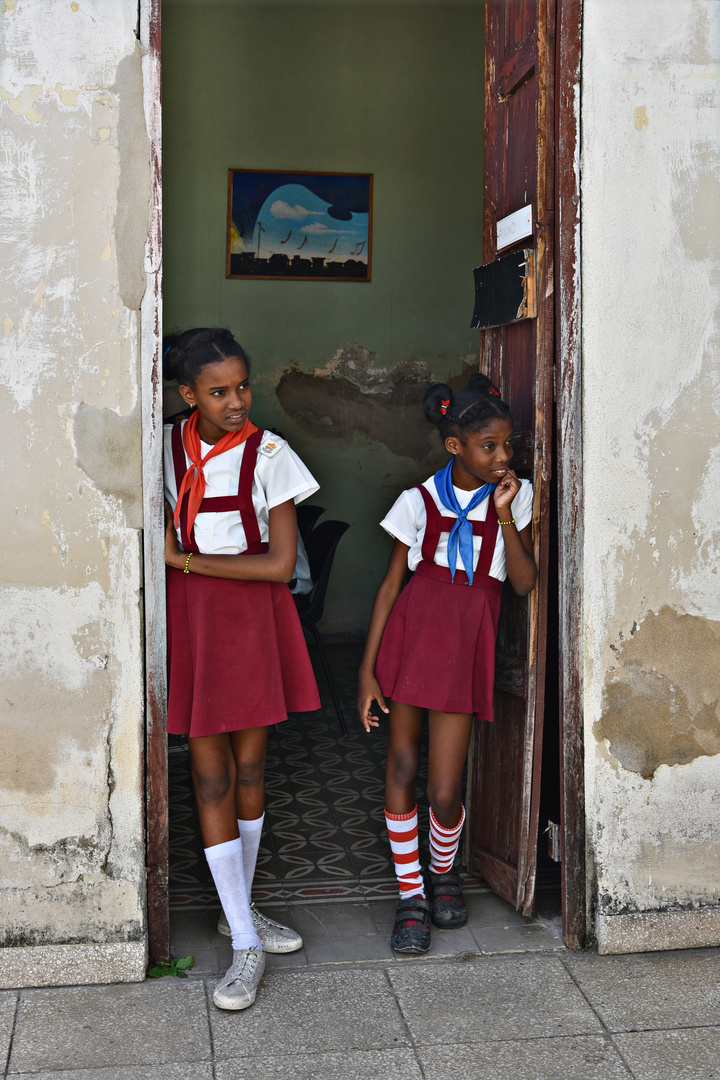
[
  {"left": 162, "top": 335, "right": 183, "bottom": 382},
  {"left": 423, "top": 383, "right": 454, "bottom": 425},
  {"left": 466, "top": 372, "right": 501, "bottom": 397}
]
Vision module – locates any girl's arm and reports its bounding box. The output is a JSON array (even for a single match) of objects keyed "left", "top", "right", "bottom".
[
  {"left": 493, "top": 472, "right": 537, "bottom": 595},
  {"left": 357, "top": 538, "right": 410, "bottom": 732},
  {"left": 164, "top": 500, "right": 297, "bottom": 583}
]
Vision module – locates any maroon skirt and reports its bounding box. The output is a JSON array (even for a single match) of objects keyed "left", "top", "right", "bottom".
[
  {"left": 375, "top": 562, "right": 502, "bottom": 721},
  {"left": 166, "top": 568, "right": 320, "bottom": 737}
]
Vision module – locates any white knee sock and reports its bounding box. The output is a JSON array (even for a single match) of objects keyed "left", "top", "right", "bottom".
[
  {"left": 237, "top": 813, "right": 265, "bottom": 899},
  {"left": 205, "top": 837, "right": 261, "bottom": 951}
]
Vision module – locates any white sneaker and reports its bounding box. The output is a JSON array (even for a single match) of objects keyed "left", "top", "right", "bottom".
[
  {"left": 217, "top": 903, "right": 304, "bottom": 954},
  {"left": 212, "top": 947, "right": 265, "bottom": 1011}
]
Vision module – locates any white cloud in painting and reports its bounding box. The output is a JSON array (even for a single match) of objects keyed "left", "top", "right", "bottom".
[
  {"left": 270, "top": 200, "right": 323, "bottom": 220},
  {"left": 301, "top": 222, "right": 350, "bottom": 235}
]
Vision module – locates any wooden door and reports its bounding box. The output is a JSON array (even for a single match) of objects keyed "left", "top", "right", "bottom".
[{"left": 466, "top": 0, "right": 555, "bottom": 915}]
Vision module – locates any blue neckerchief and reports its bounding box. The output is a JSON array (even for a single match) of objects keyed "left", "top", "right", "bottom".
[{"left": 433, "top": 460, "right": 496, "bottom": 584}]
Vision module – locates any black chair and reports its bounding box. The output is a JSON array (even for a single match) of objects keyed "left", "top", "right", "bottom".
[
  {"left": 296, "top": 520, "right": 350, "bottom": 735},
  {"left": 296, "top": 503, "right": 325, "bottom": 543}
]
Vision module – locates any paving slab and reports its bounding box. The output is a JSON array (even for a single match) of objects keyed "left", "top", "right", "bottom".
[
  {"left": 177, "top": 945, "right": 226, "bottom": 975},
  {"left": 287, "top": 901, "right": 394, "bottom": 963},
  {"left": 614, "top": 1026, "right": 720, "bottom": 1079},
  {"left": 170, "top": 909, "right": 221, "bottom": 949},
  {"left": 171, "top": 907, "right": 310, "bottom": 971},
  {"left": 8, "top": 980, "right": 211, "bottom": 1074},
  {"left": 209, "top": 968, "right": 409, "bottom": 1060},
  {"left": 216, "top": 1047, "right": 423, "bottom": 1079},
  {"left": 288, "top": 900, "right": 379, "bottom": 941},
  {"left": 471, "top": 920, "right": 565, "bottom": 955},
  {"left": 389, "top": 956, "right": 603, "bottom": 1045},
  {"left": 263, "top": 946, "right": 310, "bottom": 971},
  {"left": 564, "top": 949, "right": 720, "bottom": 1031},
  {"left": 0, "top": 991, "right": 18, "bottom": 1074},
  {"left": 417, "top": 1035, "right": 631, "bottom": 1080},
  {"left": 464, "top": 892, "right": 539, "bottom": 927},
  {"left": 8, "top": 1066, "right": 214, "bottom": 1080}
]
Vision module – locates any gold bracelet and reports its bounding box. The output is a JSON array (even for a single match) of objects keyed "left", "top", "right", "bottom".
[
  {"left": 183, "top": 552, "right": 193, "bottom": 573},
  {"left": 497, "top": 518, "right": 515, "bottom": 526}
]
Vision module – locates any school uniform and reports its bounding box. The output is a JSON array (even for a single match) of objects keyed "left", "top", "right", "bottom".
[
  {"left": 163, "top": 420, "right": 321, "bottom": 736},
  {"left": 375, "top": 476, "right": 533, "bottom": 721}
]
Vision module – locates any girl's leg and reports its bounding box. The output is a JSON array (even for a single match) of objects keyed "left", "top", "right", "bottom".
[
  {"left": 188, "top": 732, "right": 240, "bottom": 846},
  {"left": 188, "top": 733, "right": 260, "bottom": 953},
  {"left": 385, "top": 702, "right": 425, "bottom": 898},
  {"left": 426, "top": 709, "right": 473, "bottom": 830},
  {"left": 384, "top": 702, "right": 431, "bottom": 953},
  {"left": 228, "top": 726, "right": 303, "bottom": 955},
  {"left": 230, "top": 727, "right": 268, "bottom": 894},
  {"left": 425, "top": 710, "right": 473, "bottom": 929},
  {"left": 385, "top": 701, "right": 424, "bottom": 814}
]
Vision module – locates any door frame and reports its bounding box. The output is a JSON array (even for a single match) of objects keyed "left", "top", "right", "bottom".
[
  {"left": 141, "top": 0, "right": 586, "bottom": 958},
  {"left": 554, "top": 0, "right": 585, "bottom": 948},
  {"left": 140, "top": 0, "right": 168, "bottom": 964}
]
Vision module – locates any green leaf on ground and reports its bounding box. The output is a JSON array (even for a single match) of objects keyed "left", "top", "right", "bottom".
[{"left": 147, "top": 955, "right": 195, "bottom": 978}]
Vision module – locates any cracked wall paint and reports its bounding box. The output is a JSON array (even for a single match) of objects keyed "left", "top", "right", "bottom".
[
  {"left": 582, "top": 1, "right": 720, "bottom": 934},
  {"left": 594, "top": 606, "right": 720, "bottom": 780},
  {"left": 0, "top": 0, "right": 147, "bottom": 950},
  {"left": 277, "top": 343, "right": 446, "bottom": 461}
]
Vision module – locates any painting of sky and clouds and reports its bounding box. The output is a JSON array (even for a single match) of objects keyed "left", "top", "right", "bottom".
[{"left": 227, "top": 170, "right": 372, "bottom": 281}]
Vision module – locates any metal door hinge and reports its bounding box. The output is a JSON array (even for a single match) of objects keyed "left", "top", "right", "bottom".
[{"left": 546, "top": 820, "right": 561, "bottom": 863}]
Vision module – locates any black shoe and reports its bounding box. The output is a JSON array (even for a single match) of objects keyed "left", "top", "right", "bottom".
[
  {"left": 428, "top": 869, "right": 467, "bottom": 929},
  {"left": 390, "top": 896, "right": 432, "bottom": 953}
]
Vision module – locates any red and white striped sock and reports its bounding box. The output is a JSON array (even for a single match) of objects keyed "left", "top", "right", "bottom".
[
  {"left": 385, "top": 807, "right": 425, "bottom": 898},
  {"left": 428, "top": 805, "right": 466, "bottom": 874}
]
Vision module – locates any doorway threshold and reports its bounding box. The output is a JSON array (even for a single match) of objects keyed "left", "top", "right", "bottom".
[{"left": 170, "top": 890, "right": 564, "bottom": 975}]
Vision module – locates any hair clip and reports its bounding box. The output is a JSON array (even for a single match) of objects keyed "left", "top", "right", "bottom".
[
  {"left": 489, "top": 386, "right": 500, "bottom": 396},
  {"left": 440, "top": 399, "right": 450, "bottom": 415}
]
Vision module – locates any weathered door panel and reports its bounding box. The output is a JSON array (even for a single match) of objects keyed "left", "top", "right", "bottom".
[{"left": 467, "top": 0, "right": 554, "bottom": 915}]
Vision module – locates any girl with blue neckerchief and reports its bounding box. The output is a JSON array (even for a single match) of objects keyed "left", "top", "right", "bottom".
[{"left": 357, "top": 373, "right": 536, "bottom": 954}]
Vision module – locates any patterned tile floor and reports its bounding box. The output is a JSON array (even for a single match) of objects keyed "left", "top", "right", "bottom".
[{"left": 169, "top": 643, "right": 485, "bottom": 910}]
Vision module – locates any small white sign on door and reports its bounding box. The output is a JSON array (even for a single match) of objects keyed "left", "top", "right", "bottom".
[{"left": 496, "top": 204, "right": 533, "bottom": 251}]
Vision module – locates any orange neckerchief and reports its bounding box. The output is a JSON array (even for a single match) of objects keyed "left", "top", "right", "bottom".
[{"left": 173, "top": 409, "right": 259, "bottom": 537}]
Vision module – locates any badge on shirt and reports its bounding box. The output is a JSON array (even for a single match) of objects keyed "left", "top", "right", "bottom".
[{"left": 257, "top": 436, "right": 283, "bottom": 458}]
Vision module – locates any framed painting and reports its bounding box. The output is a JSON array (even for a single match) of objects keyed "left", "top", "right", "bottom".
[{"left": 227, "top": 170, "right": 372, "bottom": 281}]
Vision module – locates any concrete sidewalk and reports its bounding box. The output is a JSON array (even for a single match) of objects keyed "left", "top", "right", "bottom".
[{"left": 2, "top": 894, "right": 719, "bottom": 1080}]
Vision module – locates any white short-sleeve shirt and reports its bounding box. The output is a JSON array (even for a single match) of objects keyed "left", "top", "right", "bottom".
[
  {"left": 164, "top": 422, "right": 319, "bottom": 555},
  {"left": 380, "top": 477, "right": 533, "bottom": 581}
]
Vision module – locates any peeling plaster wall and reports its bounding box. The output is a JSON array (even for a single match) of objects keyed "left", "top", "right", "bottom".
[
  {"left": 162, "top": 0, "right": 485, "bottom": 636},
  {"left": 0, "top": 0, "right": 149, "bottom": 970},
  {"left": 581, "top": 1, "right": 720, "bottom": 950}
]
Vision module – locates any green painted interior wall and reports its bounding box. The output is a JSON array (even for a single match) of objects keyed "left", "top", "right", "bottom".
[{"left": 162, "top": 0, "right": 485, "bottom": 637}]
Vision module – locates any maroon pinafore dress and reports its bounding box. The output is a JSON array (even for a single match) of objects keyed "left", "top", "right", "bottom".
[
  {"left": 165, "top": 424, "right": 320, "bottom": 736},
  {"left": 375, "top": 485, "right": 503, "bottom": 721}
]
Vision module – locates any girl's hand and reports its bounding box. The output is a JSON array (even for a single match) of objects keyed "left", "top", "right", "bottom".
[
  {"left": 357, "top": 669, "right": 389, "bottom": 733},
  {"left": 164, "top": 502, "right": 185, "bottom": 568},
  {"left": 493, "top": 468, "right": 521, "bottom": 519}
]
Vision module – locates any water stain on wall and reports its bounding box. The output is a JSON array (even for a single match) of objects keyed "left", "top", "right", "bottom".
[
  {"left": 276, "top": 342, "right": 435, "bottom": 459},
  {"left": 73, "top": 403, "right": 142, "bottom": 527},
  {"left": 594, "top": 605, "right": 720, "bottom": 779},
  {"left": 276, "top": 341, "right": 474, "bottom": 460}
]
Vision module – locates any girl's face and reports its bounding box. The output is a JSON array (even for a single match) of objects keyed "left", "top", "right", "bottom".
[
  {"left": 179, "top": 355, "right": 252, "bottom": 444},
  {"left": 445, "top": 418, "right": 515, "bottom": 490}
]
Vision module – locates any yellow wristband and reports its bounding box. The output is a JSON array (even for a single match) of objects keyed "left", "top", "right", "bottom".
[
  {"left": 497, "top": 518, "right": 515, "bottom": 526},
  {"left": 183, "top": 552, "right": 193, "bottom": 573}
]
